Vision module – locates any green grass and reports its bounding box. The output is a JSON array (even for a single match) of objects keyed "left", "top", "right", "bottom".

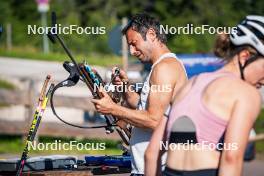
[
  {"left": 255, "top": 109, "right": 264, "bottom": 154},
  {"left": 0, "top": 135, "right": 123, "bottom": 155},
  {"left": 0, "top": 47, "right": 122, "bottom": 67},
  {"left": 0, "top": 102, "right": 9, "bottom": 107},
  {"left": 0, "top": 79, "right": 16, "bottom": 90}
]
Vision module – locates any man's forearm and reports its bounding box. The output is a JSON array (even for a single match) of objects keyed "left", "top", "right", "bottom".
[
  {"left": 110, "top": 104, "right": 159, "bottom": 129},
  {"left": 122, "top": 82, "right": 140, "bottom": 108},
  {"left": 124, "top": 90, "right": 139, "bottom": 109}
]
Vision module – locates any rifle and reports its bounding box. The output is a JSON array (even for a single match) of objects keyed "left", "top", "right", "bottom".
[
  {"left": 16, "top": 76, "right": 54, "bottom": 176},
  {"left": 47, "top": 12, "right": 131, "bottom": 146}
]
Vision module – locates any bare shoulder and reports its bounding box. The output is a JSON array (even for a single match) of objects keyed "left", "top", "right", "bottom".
[
  {"left": 222, "top": 77, "right": 260, "bottom": 100},
  {"left": 151, "top": 57, "right": 186, "bottom": 80},
  {"left": 211, "top": 76, "right": 262, "bottom": 111},
  {"left": 233, "top": 79, "right": 262, "bottom": 105},
  {"left": 156, "top": 57, "right": 184, "bottom": 72}
]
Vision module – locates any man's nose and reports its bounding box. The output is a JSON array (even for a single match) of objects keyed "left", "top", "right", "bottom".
[{"left": 129, "top": 45, "right": 136, "bottom": 55}]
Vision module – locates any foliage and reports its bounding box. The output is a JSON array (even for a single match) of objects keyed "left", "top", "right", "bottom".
[{"left": 0, "top": 0, "right": 263, "bottom": 56}]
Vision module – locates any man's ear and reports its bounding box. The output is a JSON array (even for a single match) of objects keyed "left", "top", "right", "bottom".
[
  {"left": 146, "top": 28, "right": 157, "bottom": 42},
  {"left": 238, "top": 49, "right": 251, "bottom": 66}
]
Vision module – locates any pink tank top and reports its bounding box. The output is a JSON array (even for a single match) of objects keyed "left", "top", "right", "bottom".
[{"left": 166, "top": 71, "right": 237, "bottom": 145}]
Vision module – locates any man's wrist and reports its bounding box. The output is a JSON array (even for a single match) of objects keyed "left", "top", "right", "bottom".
[
  {"left": 110, "top": 102, "right": 120, "bottom": 116},
  {"left": 123, "top": 81, "right": 135, "bottom": 92}
]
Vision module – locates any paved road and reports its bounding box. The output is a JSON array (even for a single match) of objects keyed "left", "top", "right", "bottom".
[
  {"left": 0, "top": 57, "right": 106, "bottom": 123},
  {"left": 0, "top": 56, "right": 106, "bottom": 81},
  {"left": 243, "top": 159, "right": 264, "bottom": 176}
]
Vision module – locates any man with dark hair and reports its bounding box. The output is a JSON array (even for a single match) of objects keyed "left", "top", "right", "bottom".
[
  {"left": 121, "top": 13, "right": 167, "bottom": 44},
  {"left": 92, "top": 13, "right": 187, "bottom": 175}
]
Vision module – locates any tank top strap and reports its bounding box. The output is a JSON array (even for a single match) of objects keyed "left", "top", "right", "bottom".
[
  {"left": 147, "top": 53, "right": 178, "bottom": 81},
  {"left": 194, "top": 71, "right": 238, "bottom": 95},
  {"left": 151, "top": 53, "right": 177, "bottom": 69}
]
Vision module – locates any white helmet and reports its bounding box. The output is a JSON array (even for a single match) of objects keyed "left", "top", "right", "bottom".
[{"left": 230, "top": 15, "right": 264, "bottom": 56}]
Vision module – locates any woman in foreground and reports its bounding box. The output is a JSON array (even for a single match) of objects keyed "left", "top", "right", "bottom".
[{"left": 145, "top": 15, "right": 264, "bottom": 176}]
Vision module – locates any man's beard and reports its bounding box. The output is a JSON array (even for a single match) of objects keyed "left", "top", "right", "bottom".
[{"left": 139, "top": 54, "right": 150, "bottom": 63}]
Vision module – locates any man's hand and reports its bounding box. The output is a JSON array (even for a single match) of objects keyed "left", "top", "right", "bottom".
[
  {"left": 111, "top": 67, "right": 140, "bottom": 108},
  {"left": 91, "top": 87, "right": 116, "bottom": 115},
  {"left": 112, "top": 67, "right": 128, "bottom": 85}
]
